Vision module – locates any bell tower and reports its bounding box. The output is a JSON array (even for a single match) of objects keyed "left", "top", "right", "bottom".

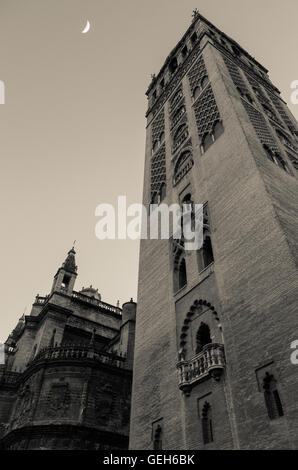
[
  {"left": 51, "top": 247, "right": 78, "bottom": 296},
  {"left": 130, "top": 11, "right": 298, "bottom": 450}
]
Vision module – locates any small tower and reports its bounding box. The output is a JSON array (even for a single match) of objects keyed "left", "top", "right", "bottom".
[{"left": 51, "top": 247, "right": 77, "bottom": 296}]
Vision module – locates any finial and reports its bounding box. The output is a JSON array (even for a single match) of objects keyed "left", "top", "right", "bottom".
[
  {"left": 192, "top": 8, "right": 199, "bottom": 20},
  {"left": 116, "top": 300, "right": 120, "bottom": 308},
  {"left": 130, "top": 297, "right": 133, "bottom": 302},
  {"left": 151, "top": 73, "right": 156, "bottom": 80}
]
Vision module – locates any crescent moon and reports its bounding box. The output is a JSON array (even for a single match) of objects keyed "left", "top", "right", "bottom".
[{"left": 82, "top": 20, "right": 90, "bottom": 34}]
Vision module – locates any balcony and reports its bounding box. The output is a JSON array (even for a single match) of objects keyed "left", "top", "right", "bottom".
[
  {"left": 177, "top": 343, "right": 225, "bottom": 395},
  {"left": 27, "top": 345, "right": 127, "bottom": 370},
  {"left": 34, "top": 295, "right": 49, "bottom": 306}
]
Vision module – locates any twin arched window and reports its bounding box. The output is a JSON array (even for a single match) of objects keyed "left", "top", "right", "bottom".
[
  {"left": 192, "top": 76, "right": 209, "bottom": 103},
  {"left": 200, "top": 121, "right": 224, "bottom": 154},
  {"left": 151, "top": 182, "right": 166, "bottom": 205},
  {"left": 263, "top": 145, "right": 290, "bottom": 173}
]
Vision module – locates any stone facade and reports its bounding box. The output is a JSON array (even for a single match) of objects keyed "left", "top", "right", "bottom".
[
  {"left": 130, "top": 12, "right": 298, "bottom": 449},
  {"left": 0, "top": 248, "right": 136, "bottom": 450}
]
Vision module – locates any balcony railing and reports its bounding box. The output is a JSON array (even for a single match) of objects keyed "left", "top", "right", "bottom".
[
  {"left": 34, "top": 295, "right": 49, "bottom": 306},
  {"left": 177, "top": 343, "right": 225, "bottom": 394},
  {"left": 28, "top": 344, "right": 127, "bottom": 370},
  {"left": 72, "top": 291, "right": 122, "bottom": 315}
]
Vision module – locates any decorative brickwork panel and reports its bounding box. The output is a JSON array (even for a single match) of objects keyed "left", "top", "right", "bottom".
[
  {"left": 187, "top": 55, "right": 208, "bottom": 95},
  {"left": 151, "top": 108, "right": 165, "bottom": 149},
  {"left": 169, "top": 87, "right": 184, "bottom": 114},
  {"left": 173, "top": 144, "right": 194, "bottom": 186},
  {"left": 244, "top": 72, "right": 284, "bottom": 127},
  {"left": 193, "top": 85, "right": 221, "bottom": 137},
  {"left": 267, "top": 91, "right": 298, "bottom": 137},
  {"left": 242, "top": 100, "right": 279, "bottom": 151},
  {"left": 170, "top": 100, "right": 187, "bottom": 131},
  {"left": 151, "top": 144, "right": 166, "bottom": 196},
  {"left": 222, "top": 55, "right": 249, "bottom": 92},
  {"left": 172, "top": 121, "right": 189, "bottom": 154},
  {"left": 286, "top": 152, "right": 298, "bottom": 172}
]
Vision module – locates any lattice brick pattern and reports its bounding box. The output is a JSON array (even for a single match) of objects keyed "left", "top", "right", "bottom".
[
  {"left": 267, "top": 91, "right": 298, "bottom": 137},
  {"left": 222, "top": 55, "right": 249, "bottom": 91},
  {"left": 151, "top": 108, "right": 165, "bottom": 146},
  {"left": 169, "top": 87, "right": 184, "bottom": 114},
  {"left": 242, "top": 100, "right": 279, "bottom": 150},
  {"left": 193, "top": 85, "right": 221, "bottom": 137},
  {"left": 187, "top": 55, "right": 208, "bottom": 94},
  {"left": 244, "top": 72, "right": 284, "bottom": 127},
  {"left": 151, "top": 144, "right": 166, "bottom": 193},
  {"left": 170, "top": 98, "right": 186, "bottom": 130}
]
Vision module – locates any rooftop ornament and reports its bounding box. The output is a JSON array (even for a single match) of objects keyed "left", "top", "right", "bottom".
[{"left": 192, "top": 9, "right": 199, "bottom": 21}]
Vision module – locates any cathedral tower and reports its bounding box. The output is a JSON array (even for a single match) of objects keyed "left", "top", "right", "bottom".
[
  {"left": 130, "top": 11, "right": 298, "bottom": 450},
  {"left": 0, "top": 248, "right": 135, "bottom": 450}
]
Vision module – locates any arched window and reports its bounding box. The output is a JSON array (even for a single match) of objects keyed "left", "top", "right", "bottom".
[
  {"left": 152, "top": 140, "right": 158, "bottom": 153},
  {"left": 263, "top": 145, "right": 275, "bottom": 163},
  {"left": 212, "top": 121, "right": 224, "bottom": 140},
  {"left": 170, "top": 89, "right": 183, "bottom": 111},
  {"left": 193, "top": 86, "right": 201, "bottom": 101},
  {"left": 201, "top": 75, "right": 208, "bottom": 89},
  {"left": 153, "top": 425, "right": 162, "bottom": 450},
  {"left": 174, "top": 124, "right": 187, "bottom": 142},
  {"left": 197, "top": 205, "right": 214, "bottom": 272},
  {"left": 200, "top": 133, "right": 213, "bottom": 154},
  {"left": 191, "top": 32, "right": 198, "bottom": 44},
  {"left": 151, "top": 192, "right": 159, "bottom": 205},
  {"left": 174, "top": 250, "right": 187, "bottom": 292},
  {"left": 263, "top": 372, "right": 284, "bottom": 420},
  {"left": 245, "top": 92, "right": 254, "bottom": 104},
  {"left": 202, "top": 236, "right": 214, "bottom": 268},
  {"left": 276, "top": 129, "right": 292, "bottom": 148},
  {"left": 173, "top": 123, "right": 188, "bottom": 151},
  {"left": 159, "top": 131, "right": 164, "bottom": 144},
  {"left": 173, "top": 151, "right": 193, "bottom": 185},
  {"left": 274, "top": 153, "right": 289, "bottom": 173},
  {"left": 200, "top": 121, "right": 224, "bottom": 154},
  {"left": 178, "top": 258, "right": 187, "bottom": 290},
  {"left": 169, "top": 57, "right": 178, "bottom": 75},
  {"left": 175, "top": 151, "right": 192, "bottom": 175},
  {"left": 159, "top": 183, "right": 166, "bottom": 202},
  {"left": 231, "top": 45, "right": 241, "bottom": 57},
  {"left": 196, "top": 322, "right": 211, "bottom": 353},
  {"left": 236, "top": 86, "right": 244, "bottom": 97},
  {"left": 172, "top": 106, "right": 185, "bottom": 127},
  {"left": 202, "top": 401, "right": 213, "bottom": 445}
]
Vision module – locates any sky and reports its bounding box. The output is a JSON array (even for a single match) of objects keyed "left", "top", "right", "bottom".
[{"left": 0, "top": 0, "right": 297, "bottom": 340}]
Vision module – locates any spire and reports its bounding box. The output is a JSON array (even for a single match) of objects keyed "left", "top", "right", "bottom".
[
  {"left": 62, "top": 246, "right": 77, "bottom": 274},
  {"left": 51, "top": 245, "right": 78, "bottom": 295}
]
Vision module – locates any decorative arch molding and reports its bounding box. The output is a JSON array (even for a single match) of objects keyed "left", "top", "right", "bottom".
[{"left": 179, "top": 299, "right": 221, "bottom": 356}]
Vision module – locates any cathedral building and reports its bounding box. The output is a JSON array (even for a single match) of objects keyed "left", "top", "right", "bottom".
[
  {"left": 0, "top": 248, "right": 135, "bottom": 450},
  {"left": 130, "top": 11, "right": 298, "bottom": 449}
]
